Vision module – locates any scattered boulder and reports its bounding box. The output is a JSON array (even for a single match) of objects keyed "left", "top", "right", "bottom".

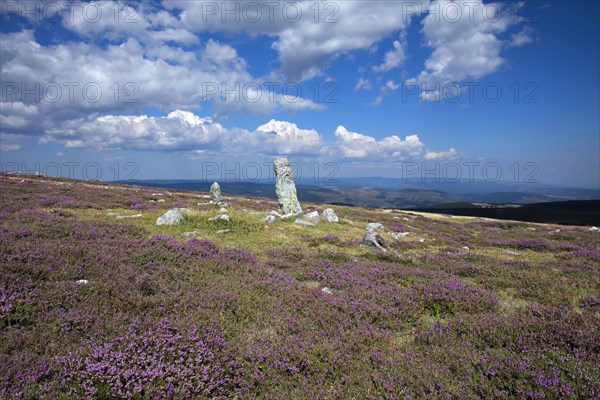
[
  {"left": 589, "top": 226, "right": 599, "bottom": 232},
  {"left": 302, "top": 211, "right": 321, "bottom": 224},
  {"left": 387, "top": 232, "right": 409, "bottom": 240},
  {"left": 183, "top": 231, "right": 198, "bottom": 237},
  {"left": 263, "top": 215, "right": 277, "bottom": 223},
  {"left": 116, "top": 214, "right": 143, "bottom": 219},
  {"left": 156, "top": 208, "right": 186, "bottom": 226},
  {"left": 209, "top": 214, "right": 230, "bottom": 222},
  {"left": 76, "top": 279, "right": 89, "bottom": 285},
  {"left": 210, "top": 182, "right": 222, "bottom": 203},
  {"left": 321, "top": 287, "right": 333, "bottom": 295},
  {"left": 217, "top": 229, "right": 230, "bottom": 234},
  {"left": 274, "top": 157, "right": 303, "bottom": 215},
  {"left": 294, "top": 219, "right": 316, "bottom": 227},
  {"left": 363, "top": 223, "right": 387, "bottom": 251},
  {"left": 366, "top": 223, "right": 384, "bottom": 231},
  {"left": 321, "top": 208, "right": 338, "bottom": 223},
  {"left": 219, "top": 207, "right": 228, "bottom": 213}
]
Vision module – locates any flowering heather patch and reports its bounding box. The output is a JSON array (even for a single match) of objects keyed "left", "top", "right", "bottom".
[
  {"left": 388, "top": 222, "right": 404, "bottom": 233},
  {"left": 1, "top": 174, "right": 599, "bottom": 398},
  {"left": 37, "top": 194, "right": 79, "bottom": 208},
  {"left": 415, "top": 278, "right": 499, "bottom": 316},
  {"left": 129, "top": 202, "right": 146, "bottom": 210},
  {"left": 557, "top": 249, "right": 600, "bottom": 260},
  {"left": 580, "top": 295, "right": 600, "bottom": 310},
  {"left": 60, "top": 318, "right": 248, "bottom": 398}
]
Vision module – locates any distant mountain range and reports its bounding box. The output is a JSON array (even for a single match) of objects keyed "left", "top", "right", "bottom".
[
  {"left": 114, "top": 179, "right": 600, "bottom": 225},
  {"left": 119, "top": 179, "right": 599, "bottom": 210}
]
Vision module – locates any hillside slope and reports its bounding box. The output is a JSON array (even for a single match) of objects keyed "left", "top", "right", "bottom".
[{"left": 1, "top": 173, "right": 599, "bottom": 399}]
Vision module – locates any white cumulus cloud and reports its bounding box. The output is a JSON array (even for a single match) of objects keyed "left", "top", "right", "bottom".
[
  {"left": 41, "top": 110, "right": 228, "bottom": 151},
  {"left": 373, "top": 36, "right": 407, "bottom": 73},
  {"left": 412, "top": 0, "right": 530, "bottom": 101},
  {"left": 354, "top": 78, "right": 373, "bottom": 91},
  {"left": 334, "top": 126, "right": 425, "bottom": 159},
  {"left": 424, "top": 148, "right": 460, "bottom": 160},
  {"left": 164, "top": 0, "right": 428, "bottom": 81}
]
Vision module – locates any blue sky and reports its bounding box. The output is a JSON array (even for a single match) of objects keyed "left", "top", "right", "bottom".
[{"left": 1, "top": 0, "right": 598, "bottom": 189}]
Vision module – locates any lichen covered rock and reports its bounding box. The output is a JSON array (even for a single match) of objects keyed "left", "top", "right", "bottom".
[{"left": 274, "top": 157, "right": 302, "bottom": 215}]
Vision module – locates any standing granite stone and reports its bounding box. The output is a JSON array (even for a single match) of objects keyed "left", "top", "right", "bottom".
[
  {"left": 273, "top": 157, "right": 303, "bottom": 215},
  {"left": 210, "top": 182, "right": 221, "bottom": 203}
]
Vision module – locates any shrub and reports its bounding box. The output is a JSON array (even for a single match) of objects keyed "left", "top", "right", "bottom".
[{"left": 60, "top": 318, "right": 249, "bottom": 398}]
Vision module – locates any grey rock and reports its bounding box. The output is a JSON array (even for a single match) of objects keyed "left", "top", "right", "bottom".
[
  {"left": 116, "top": 213, "right": 143, "bottom": 219},
  {"left": 366, "top": 223, "right": 384, "bottom": 231},
  {"left": 302, "top": 211, "right": 321, "bottom": 224},
  {"left": 219, "top": 207, "right": 228, "bottom": 213},
  {"left": 589, "top": 226, "right": 599, "bottom": 232},
  {"left": 156, "top": 208, "right": 185, "bottom": 226},
  {"left": 217, "top": 202, "right": 229, "bottom": 208},
  {"left": 363, "top": 223, "right": 386, "bottom": 251},
  {"left": 209, "top": 214, "right": 230, "bottom": 222},
  {"left": 217, "top": 229, "right": 230, "bottom": 234},
  {"left": 281, "top": 212, "right": 299, "bottom": 220},
  {"left": 157, "top": 199, "right": 165, "bottom": 203},
  {"left": 321, "top": 287, "right": 333, "bottom": 295},
  {"left": 294, "top": 219, "right": 316, "bottom": 227},
  {"left": 269, "top": 210, "right": 282, "bottom": 218},
  {"left": 263, "top": 215, "right": 277, "bottom": 223},
  {"left": 210, "top": 182, "right": 222, "bottom": 203},
  {"left": 274, "top": 157, "right": 302, "bottom": 215},
  {"left": 363, "top": 230, "right": 387, "bottom": 251},
  {"left": 321, "top": 208, "right": 338, "bottom": 223},
  {"left": 183, "top": 231, "right": 198, "bottom": 237},
  {"left": 387, "top": 232, "right": 409, "bottom": 239},
  {"left": 76, "top": 279, "right": 89, "bottom": 285}
]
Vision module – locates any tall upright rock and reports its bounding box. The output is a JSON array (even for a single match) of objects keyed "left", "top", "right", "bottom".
[
  {"left": 210, "top": 182, "right": 221, "bottom": 203},
  {"left": 273, "top": 157, "right": 303, "bottom": 215}
]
